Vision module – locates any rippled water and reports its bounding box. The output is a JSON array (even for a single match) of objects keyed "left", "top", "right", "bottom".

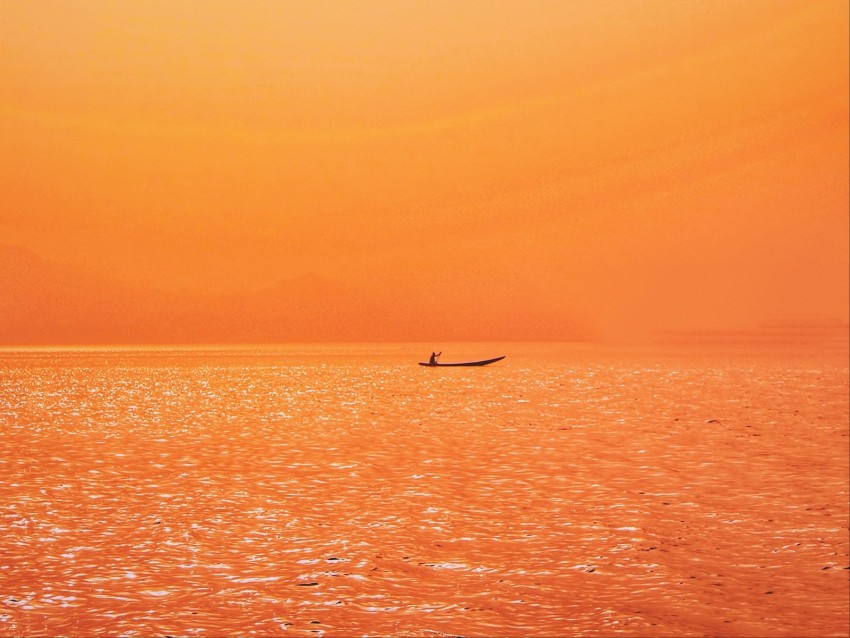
[{"left": 1, "top": 343, "right": 847, "bottom": 637}]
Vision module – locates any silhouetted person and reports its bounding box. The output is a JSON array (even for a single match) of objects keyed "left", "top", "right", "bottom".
[{"left": 429, "top": 351, "right": 441, "bottom": 365}]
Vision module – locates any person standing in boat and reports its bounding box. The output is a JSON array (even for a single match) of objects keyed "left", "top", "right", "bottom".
[{"left": 429, "top": 351, "right": 441, "bottom": 365}]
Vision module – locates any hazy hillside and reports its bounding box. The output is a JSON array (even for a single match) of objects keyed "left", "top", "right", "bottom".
[
  {"left": 0, "top": 245, "right": 369, "bottom": 344},
  {"left": 1, "top": 245, "right": 585, "bottom": 344}
]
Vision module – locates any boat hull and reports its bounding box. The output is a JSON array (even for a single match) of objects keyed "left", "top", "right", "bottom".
[{"left": 418, "top": 356, "right": 505, "bottom": 367}]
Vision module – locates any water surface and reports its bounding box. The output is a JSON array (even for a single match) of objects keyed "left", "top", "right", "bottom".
[{"left": 1, "top": 343, "right": 847, "bottom": 636}]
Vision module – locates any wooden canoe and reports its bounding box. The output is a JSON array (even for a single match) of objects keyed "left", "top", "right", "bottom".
[{"left": 418, "top": 356, "right": 505, "bottom": 367}]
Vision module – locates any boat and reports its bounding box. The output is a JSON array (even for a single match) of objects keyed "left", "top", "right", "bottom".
[{"left": 418, "top": 356, "right": 505, "bottom": 367}]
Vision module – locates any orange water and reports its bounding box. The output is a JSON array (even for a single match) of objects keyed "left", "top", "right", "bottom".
[{"left": 1, "top": 343, "right": 847, "bottom": 637}]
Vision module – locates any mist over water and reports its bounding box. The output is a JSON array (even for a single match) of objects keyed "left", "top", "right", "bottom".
[{"left": 1, "top": 343, "right": 847, "bottom": 637}]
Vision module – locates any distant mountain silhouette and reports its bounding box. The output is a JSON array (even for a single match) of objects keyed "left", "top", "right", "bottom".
[
  {"left": 651, "top": 322, "right": 850, "bottom": 350},
  {"left": 0, "top": 245, "right": 376, "bottom": 344},
  {"left": 1, "top": 245, "right": 158, "bottom": 344},
  {"left": 0, "top": 245, "right": 591, "bottom": 344}
]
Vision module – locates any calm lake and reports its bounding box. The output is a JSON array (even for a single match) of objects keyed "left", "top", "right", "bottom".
[{"left": 1, "top": 342, "right": 847, "bottom": 637}]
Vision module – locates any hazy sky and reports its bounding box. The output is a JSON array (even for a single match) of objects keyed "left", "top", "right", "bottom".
[{"left": 2, "top": 0, "right": 848, "bottom": 341}]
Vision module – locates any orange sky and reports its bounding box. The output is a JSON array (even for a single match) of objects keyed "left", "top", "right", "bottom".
[{"left": 1, "top": 0, "right": 848, "bottom": 343}]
